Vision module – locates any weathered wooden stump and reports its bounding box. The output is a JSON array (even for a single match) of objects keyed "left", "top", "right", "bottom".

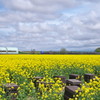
[
  {"left": 66, "top": 79, "right": 82, "bottom": 87},
  {"left": 33, "top": 77, "right": 43, "bottom": 88},
  {"left": 53, "top": 76, "right": 66, "bottom": 83},
  {"left": 84, "top": 73, "right": 95, "bottom": 83},
  {"left": 69, "top": 74, "right": 81, "bottom": 80},
  {"left": 64, "top": 86, "right": 81, "bottom": 100},
  {"left": 3, "top": 83, "right": 19, "bottom": 100},
  {"left": 64, "top": 95, "right": 70, "bottom": 100},
  {"left": 35, "top": 81, "right": 55, "bottom": 94}
]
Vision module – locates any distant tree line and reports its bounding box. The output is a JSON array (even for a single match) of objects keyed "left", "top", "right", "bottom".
[
  {"left": 19, "top": 47, "right": 100, "bottom": 54},
  {"left": 95, "top": 48, "right": 100, "bottom": 52}
]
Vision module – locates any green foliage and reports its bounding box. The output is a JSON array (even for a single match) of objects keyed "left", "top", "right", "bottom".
[
  {"left": 95, "top": 47, "right": 100, "bottom": 52},
  {"left": 59, "top": 48, "right": 67, "bottom": 54}
]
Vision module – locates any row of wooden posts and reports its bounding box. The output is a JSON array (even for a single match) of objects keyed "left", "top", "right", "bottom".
[{"left": 3, "top": 73, "right": 95, "bottom": 100}]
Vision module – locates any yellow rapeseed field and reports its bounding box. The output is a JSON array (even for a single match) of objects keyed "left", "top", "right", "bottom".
[{"left": 0, "top": 55, "right": 100, "bottom": 100}]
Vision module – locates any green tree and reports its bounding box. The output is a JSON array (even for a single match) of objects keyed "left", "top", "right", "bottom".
[
  {"left": 59, "top": 48, "right": 67, "bottom": 54},
  {"left": 95, "top": 48, "right": 100, "bottom": 52}
]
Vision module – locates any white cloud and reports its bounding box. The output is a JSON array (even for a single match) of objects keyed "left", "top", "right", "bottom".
[
  {"left": 0, "top": 0, "right": 100, "bottom": 51},
  {"left": 2, "top": 0, "right": 77, "bottom": 13}
]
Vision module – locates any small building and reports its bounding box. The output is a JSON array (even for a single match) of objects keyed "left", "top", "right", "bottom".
[{"left": 0, "top": 47, "right": 18, "bottom": 54}]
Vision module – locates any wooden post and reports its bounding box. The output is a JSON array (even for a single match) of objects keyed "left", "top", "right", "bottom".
[
  {"left": 33, "top": 77, "right": 43, "bottom": 89},
  {"left": 53, "top": 76, "right": 66, "bottom": 83},
  {"left": 35, "top": 81, "right": 54, "bottom": 94},
  {"left": 64, "top": 86, "right": 81, "bottom": 100},
  {"left": 66, "top": 79, "right": 82, "bottom": 87},
  {"left": 69, "top": 74, "right": 81, "bottom": 80},
  {"left": 3, "top": 83, "right": 19, "bottom": 100},
  {"left": 84, "top": 74, "right": 95, "bottom": 83}
]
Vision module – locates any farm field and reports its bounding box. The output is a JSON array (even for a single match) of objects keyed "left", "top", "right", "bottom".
[{"left": 0, "top": 55, "right": 100, "bottom": 100}]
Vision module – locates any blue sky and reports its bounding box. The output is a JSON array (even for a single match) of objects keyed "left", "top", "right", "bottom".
[{"left": 0, "top": 0, "right": 100, "bottom": 51}]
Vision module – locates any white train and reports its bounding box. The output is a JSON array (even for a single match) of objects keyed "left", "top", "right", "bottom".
[{"left": 0, "top": 47, "right": 18, "bottom": 54}]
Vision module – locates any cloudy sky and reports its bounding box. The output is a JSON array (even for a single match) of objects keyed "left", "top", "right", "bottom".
[{"left": 0, "top": 0, "right": 100, "bottom": 51}]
